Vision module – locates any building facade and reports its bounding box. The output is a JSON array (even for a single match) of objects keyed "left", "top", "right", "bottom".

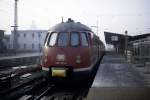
[
  {"left": 0, "top": 30, "right": 5, "bottom": 53},
  {"left": 10, "top": 30, "right": 47, "bottom": 52},
  {"left": 130, "top": 33, "right": 150, "bottom": 63},
  {"left": 104, "top": 31, "right": 131, "bottom": 53}
]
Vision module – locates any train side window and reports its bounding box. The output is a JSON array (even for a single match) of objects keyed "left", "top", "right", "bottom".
[
  {"left": 48, "top": 32, "right": 57, "bottom": 46},
  {"left": 71, "top": 32, "right": 79, "bottom": 46},
  {"left": 57, "top": 33, "right": 68, "bottom": 47},
  {"left": 81, "top": 33, "right": 88, "bottom": 47}
]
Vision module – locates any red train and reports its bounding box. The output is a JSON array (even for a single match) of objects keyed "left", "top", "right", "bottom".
[{"left": 41, "top": 18, "right": 105, "bottom": 79}]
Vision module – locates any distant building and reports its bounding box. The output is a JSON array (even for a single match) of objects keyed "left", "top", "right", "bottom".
[
  {"left": 3, "top": 34, "right": 10, "bottom": 50},
  {"left": 129, "top": 33, "right": 150, "bottom": 62},
  {"left": 0, "top": 30, "right": 10, "bottom": 53},
  {"left": 104, "top": 31, "right": 131, "bottom": 53},
  {"left": 104, "top": 31, "right": 150, "bottom": 62},
  {"left": 0, "top": 30, "right": 4, "bottom": 40},
  {"left": 10, "top": 30, "right": 47, "bottom": 52},
  {"left": 0, "top": 30, "right": 5, "bottom": 53}
]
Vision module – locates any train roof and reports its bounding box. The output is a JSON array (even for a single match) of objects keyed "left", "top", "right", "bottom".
[{"left": 49, "top": 18, "right": 92, "bottom": 33}]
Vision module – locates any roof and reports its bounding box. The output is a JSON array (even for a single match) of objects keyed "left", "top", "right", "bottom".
[
  {"left": 49, "top": 18, "right": 92, "bottom": 32},
  {"left": 0, "top": 30, "right": 5, "bottom": 32},
  {"left": 11, "top": 30, "right": 47, "bottom": 33},
  {"left": 104, "top": 32, "right": 150, "bottom": 44},
  {"left": 104, "top": 31, "right": 131, "bottom": 44},
  {"left": 129, "top": 33, "right": 150, "bottom": 41}
]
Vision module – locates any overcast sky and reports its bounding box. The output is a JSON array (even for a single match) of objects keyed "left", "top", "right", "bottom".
[{"left": 0, "top": 0, "right": 150, "bottom": 41}]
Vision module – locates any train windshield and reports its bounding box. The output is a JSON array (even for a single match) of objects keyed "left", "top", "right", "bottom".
[
  {"left": 57, "top": 33, "right": 68, "bottom": 46},
  {"left": 48, "top": 32, "right": 57, "bottom": 46},
  {"left": 71, "top": 32, "right": 80, "bottom": 46},
  {"left": 81, "top": 33, "right": 88, "bottom": 46}
]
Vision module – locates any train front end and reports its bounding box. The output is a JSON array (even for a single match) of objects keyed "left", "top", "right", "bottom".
[{"left": 41, "top": 19, "right": 93, "bottom": 79}]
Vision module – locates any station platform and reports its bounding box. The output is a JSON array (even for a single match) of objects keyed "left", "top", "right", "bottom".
[
  {"left": 0, "top": 52, "right": 42, "bottom": 68},
  {"left": 86, "top": 54, "right": 150, "bottom": 100},
  {"left": 0, "top": 52, "right": 42, "bottom": 60}
]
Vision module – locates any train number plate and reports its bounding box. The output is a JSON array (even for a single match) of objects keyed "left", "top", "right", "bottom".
[{"left": 51, "top": 68, "right": 66, "bottom": 77}]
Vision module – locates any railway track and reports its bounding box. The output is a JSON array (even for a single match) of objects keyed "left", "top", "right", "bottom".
[
  {"left": 37, "top": 84, "right": 89, "bottom": 100},
  {"left": 2, "top": 67, "right": 98, "bottom": 100},
  {"left": 17, "top": 83, "right": 89, "bottom": 100},
  {"left": 0, "top": 54, "right": 104, "bottom": 100},
  {"left": 0, "top": 71, "right": 97, "bottom": 100},
  {"left": 0, "top": 65, "right": 45, "bottom": 99},
  {"left": 0, "top": 65, "right": 41, "bottom": 90},
  {"left": 0, "top": 71, "right": 45, "bottom": 99},
  {"left": 1, "top": 72, "right": 91, "bottom": 100}
]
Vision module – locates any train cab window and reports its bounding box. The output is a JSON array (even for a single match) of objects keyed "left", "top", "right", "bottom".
[
  {"left": 81, "top": 33, "right": 88, "bottom": 46},
  {"left": 57, "top": 33, "right": 68, "bottom": 46},
  {"left": 44, "top": 32, "right": 49, "bottom": 44},
  {"left": 48, "top": 32, "right": 57, "bottom": 46},
  {"left": 71, "top": 32, "right": 79, "bottom": 46}
]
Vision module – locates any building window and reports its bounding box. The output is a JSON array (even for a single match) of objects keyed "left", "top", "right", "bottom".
[
  {"left": 38, "top": 33, "right": 41, "bottom": 38},
  {"left": 24, "top": 33, "right": 26, "bottom": 38},
  {"left": 32, "top": 43, "right": 34, "bottom": 49},
  {"left": 32, "top": 33, "right": 34, "bottom": 38},
  {"left": 24, "top": 44, "right": 26, "bottom": 49},
  {"left": 18, "top": 44, "right": 20, "bottom": 49},
  {"left": 39, "top": 43, "right": 41, "bottom": 48},
  {"left": 17, "top": 34, "right": 20, "bottom": 37}
]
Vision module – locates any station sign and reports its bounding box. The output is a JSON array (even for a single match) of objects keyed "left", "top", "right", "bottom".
[{"left": 111, "top": 36, "right": 118, "bottom": 41}]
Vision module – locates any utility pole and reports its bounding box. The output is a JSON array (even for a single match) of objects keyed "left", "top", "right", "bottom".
[
  {"left": 125, "top": 30, "right": 128, "bottom": 60},
  {"left": 61, "top": 17, "right": 64, "bottom": 23},
  {"left": 12, "top": 0, "right": 19, "bottom": 53},
  {"left": 139, "top": 32, "right": 142, "bottom": 63},
  {"left": 96, "top": 16, "right": 99, "bottom": 35},
  {"left": 91, "top": 26, "right": 98, "bottom": 34},
  {"left": 91, "top": 17, "right": 99, "bottom": 35}
]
